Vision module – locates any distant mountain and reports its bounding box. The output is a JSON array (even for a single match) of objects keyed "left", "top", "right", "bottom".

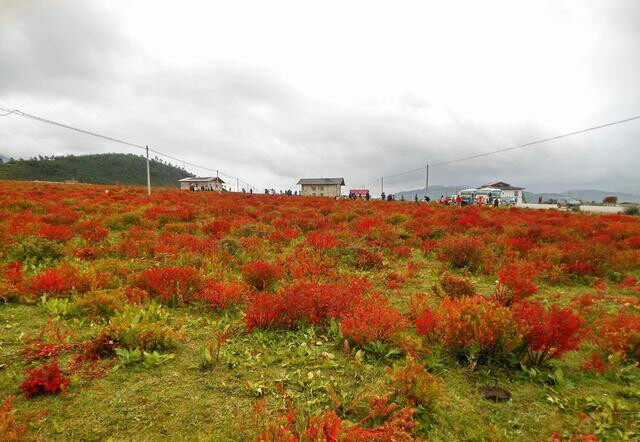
[
  {"left": 0, "top": 154, "right": 8, "bottom": 163},
  {"left": 395, "top": 186, "right": 640, "bottom": 203},
  {"left": 0, "top": 153, "right": 193, "bottom": 187}
]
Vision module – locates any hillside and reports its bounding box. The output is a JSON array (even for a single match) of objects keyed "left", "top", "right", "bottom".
[{"left": 0, "top": 153, "right": 192, "bottom": 187}]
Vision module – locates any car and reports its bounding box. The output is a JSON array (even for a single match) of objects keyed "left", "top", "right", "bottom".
[{"left": 557, "top": 197, "right": 582, "bottom": 209}]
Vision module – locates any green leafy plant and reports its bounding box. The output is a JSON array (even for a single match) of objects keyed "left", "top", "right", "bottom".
[
  {"left": 142, "top": 351, "right": 175, "bottom": 368},
  {"left": 40, "top": 296, "right": 76, "bottom": 318},
  {"left": 114, "top": 347, "right": 142, "bottom": 369}
]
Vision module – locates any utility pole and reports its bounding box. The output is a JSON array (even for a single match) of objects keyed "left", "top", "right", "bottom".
[
  {"left": 145, "top": 145, "right": 151, "bottom": 196},
  {"left": 236, "top": 177, "right": 239, "bottom": 192},
  {"left": 425, "top": 164, "right": 429, "bottom": 199},
  {"left": 381, "top": 176, "right": 384, "bottom": 195}
]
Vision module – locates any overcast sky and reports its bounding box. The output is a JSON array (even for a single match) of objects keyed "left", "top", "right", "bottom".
[{"left": 1, "top": 0, "right": 639, "bottom": 193}]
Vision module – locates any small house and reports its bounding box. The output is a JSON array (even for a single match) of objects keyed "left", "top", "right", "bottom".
[
  {"left": 179, "top": 176, "right": 225, "bottom": 191},
  {"left": 480, "top": 181, "right": 525, "bottom": 202},
  {"left": 349, "top": 189, "right": 370, "bottom": 199},
  {"left": 297, "top": 178, "right": 345, "bottom": 197}
]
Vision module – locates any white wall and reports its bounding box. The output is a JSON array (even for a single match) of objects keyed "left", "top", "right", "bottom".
[
  {"left": 579, "top": 205, "right": 624, "bottom": 214},
  {"left": 516, "top": 203, "right": 558, "bottom": 210}
]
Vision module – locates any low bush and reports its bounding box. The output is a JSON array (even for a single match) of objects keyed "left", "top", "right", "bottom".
[
  {"left": 195, "top": 280, "right": 249, "bottom": 310},
  {"left": 244, "top": 281, "right": 364, "bottom": 330},
  {"left": 496, "top": 261, "right": 539, "bottom": 302},
  {"left": 134, "top": 265, "right": 202, "bottom": 305},
  {"left": 437, "top": 235, "right": 484, "bottom": 271},
  {"left": 594, "top": 311, "right": 640, "bottom": 361},
  {"left": 512, "top": 301, "right": 585, "bottom": 367},
  {"left": 28, "top": 264, "right": 89, "bottom": 297},
  {"left": 415, "top": 296, "right": 524, "bottom": 364},
  {"left": 74, "top": 289, "right": 127, "bottom": 319},
  {"left": 0, "top": 395, "right": 26, "bottom": 440},
  {"left": 436, "top": 272, "right": 476, "bottom": 298},
  {"left": 340, "top": 294, "right": 406, "bottom": 346},
  {"left": 386, "top": 356, "right": 442, "bottom": 409},
  {"left": 241, "top": 261, "right": 283, "bottom": 291},
  {"left": 20, "top": 360, "right": 70, "bottom": 398},
  {"left": 105, "top": 303, "right": 181, "bottom": 352}
]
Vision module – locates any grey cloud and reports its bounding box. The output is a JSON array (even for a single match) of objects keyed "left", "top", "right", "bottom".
[{"left": 1, "top": 1, "right": 639, "bottom": 194}]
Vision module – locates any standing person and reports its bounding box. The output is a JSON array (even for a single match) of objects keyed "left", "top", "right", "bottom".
[
  {"left": 414, "top": 194, "right": 418, "bottom": 203},
  {"left": 457, "top": 194, "right": 462, "bottom": 206},
  {"left": 538, "top": 196, "right": 543, "bottom": 204},
  {"left": 381, "top": 191, "right": 385, "bottom": 201}
]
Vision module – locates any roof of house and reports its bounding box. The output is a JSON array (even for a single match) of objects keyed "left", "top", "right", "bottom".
[
  {"left": 178, "top": 176, "right": 225, "bottom": 183},
  {"left": 297, "top": 178, "right": 345, "bottom": 186},
  {"left": 480, "top": 181, "right": 524, "bottom": 190}
]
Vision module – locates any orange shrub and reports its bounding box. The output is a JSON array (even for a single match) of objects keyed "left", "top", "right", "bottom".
[{"left": 340, "top": 294, "right": 406, "bottom": 345}]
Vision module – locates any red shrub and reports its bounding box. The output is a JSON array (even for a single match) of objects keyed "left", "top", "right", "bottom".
[
  {"left": 203, "top": 219, "right": 231, "bottom": 237},
  {"left": 244, "top": 281, "right": 364, "bottom": 330},
  {"left": 77, "top": 219, "right": 109, "bottom": 242},
  {"left": 19, "top": 360, "right": 70, "bottom": 398},
  {"left": 354, "top": 248, "right": 384, "bottom": 270},
  {"left": 135, "top": 265, "right": 202, "bottom": 305},
  {"left": 0, "top": 395, "right": 26, "bottom": 440},
  {"left": 5, "top": 261, "right": 23, "bottom": 284},
  {"left": 437, "top": 235, "right": 484, "bottom": 270},
  {"left": 594, "top": 312, "right": 640, "bottom": 361},
  {"left": 415, "top": 296, "right": 524, "bottom": 363},
  {"left": 392, "top": 246, "right": 412, "bottom": 258},
  {"left": 306, "top": 231, "right": 339, "bottom": 250},
  {"left": 437, "top": 273, "right": 476, "bottom": 298},
  {"left": 196, "top": 280, "right": 248, "bottom": 310},
  {"left": 37, "top": 224, "right": 75, "bottom": 241},
  {"left": 28, "top": 264, "right": 88, "bottom": 297},
  {"left": 242, "top": 261, "right": 283, "bottom": 291},
  {"left": 340, "top": 294, "right": 406, "bottom": 345},
  {"left": 512, "top": 301, "right": 584, "bottom": 366},
  {"left": 497, "top": 261, "right": 538, "bottom": 299}
]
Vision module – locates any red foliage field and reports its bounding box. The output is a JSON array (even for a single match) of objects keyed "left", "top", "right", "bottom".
[{"left": 1, "top": 180, "right": 639, "bottom": 440}]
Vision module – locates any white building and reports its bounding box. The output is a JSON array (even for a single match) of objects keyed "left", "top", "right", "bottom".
[
  {"left": 297, "top": 178, "right": 345, "bottom": 197},
  {"left": 178, "top": 176, "right": 225, "bottom": 191},
  {"left": 480, "top": 181, "right": 525, "bottom": 202}
]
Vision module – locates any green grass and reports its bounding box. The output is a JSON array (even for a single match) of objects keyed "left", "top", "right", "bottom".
[{"left": 3, "top": 285, "right": 639, "bottom": 441}]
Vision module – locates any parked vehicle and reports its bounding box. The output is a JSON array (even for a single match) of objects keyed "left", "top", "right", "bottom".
[
  {"left": 557, "top": 197, "right": 582, "bottom": 209},
  {"left": 476, "top": 188, "right": 502, "bottom": 205},
  {"left": 459, "top": 189, "right": 476, "bottom": 206}
]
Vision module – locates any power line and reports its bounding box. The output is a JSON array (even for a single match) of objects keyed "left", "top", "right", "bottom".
[
  {"left": 364, "top": 114, "right": 640, "bottom": 189},
  {"left": 0, "top": 105, "right": 260, "bottom": 191}
]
